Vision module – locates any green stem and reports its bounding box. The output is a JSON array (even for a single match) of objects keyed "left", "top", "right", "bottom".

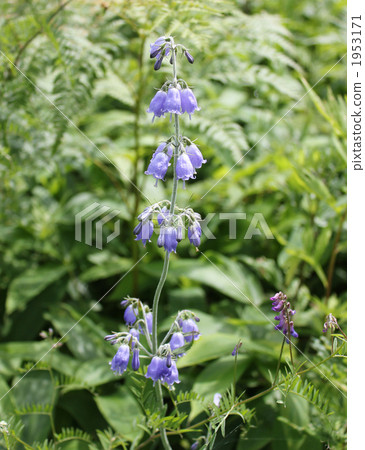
[
  {"left": 273, "top": 336, "right": 286, "bottom": 385},
  {"left": 150, "top": 40, "right": 179, "bottom": 450}
]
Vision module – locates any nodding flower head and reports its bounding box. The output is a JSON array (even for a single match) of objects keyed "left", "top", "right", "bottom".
[
  {"left": 188, "top": 222, "right": 202, "bottom": 248},
  {"left": 134, "top": 220, "right": 154, "bottom": 246},
  {"left": 323, "top": 313, "right": 339, "bottom": 333},
  {"left": 145, "top": 151, "right": 171, "bottom": 182},
  {"left": 157, "top": 226, "right": 178, "bottom": 253},
  {"left": 147, "top": 90, "right": 167, "bottom": 121},
  {"left": 180, "top": 318, "right": 200, "bottom": 343},
  {"left": 163, "top": 87, "right": 182, "bottom": 115},
  {"left": 146, "top": 356, "right": 180, "bottom": 386},
  {"left": 271, "top": 292, "right": 298, "bottom": 343},
  {"left": 180, "top": 88, "right": 200, "bottom": 118},
  {"left": 150, "top": 37, "right": 171, "bottom": 69},
  {"left": 186, "top": 143, "right": 206, "bottom": 170},
  {"left": 110, "top": 344, "right": 130, "bottom": 375},
  {"left": 153, "top": 142, "right": 174, "bottom": 159},
  {"left": 176, "top": 153, "right": 195, "bottom": 185},
  {"left": 124, "top": 304, "right": 138, "bottom": 326},
  {"left": 170, "top": 332, "right": 186, "bottom": 357}
]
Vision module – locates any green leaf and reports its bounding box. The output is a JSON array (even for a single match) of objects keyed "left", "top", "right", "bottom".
[
  {"left": 6, "top": 266, "right": 68, "bottom": 314},
  {"left": 95, "top": 385, "right": 143, "bottom": 442}
]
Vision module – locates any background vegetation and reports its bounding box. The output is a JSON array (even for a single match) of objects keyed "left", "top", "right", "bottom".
[{"left": 0, "top": 0, "right": 346, "bottom": 448}]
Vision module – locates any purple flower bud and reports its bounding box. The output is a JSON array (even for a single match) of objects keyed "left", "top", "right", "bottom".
[
  {"left": 188, "top": 223, "right": 201, "bottom": 247},
  {"left": 184, "top": 50, "right": 194, "bottom": 64},
  {"left": 162, "top": 87, "right": 181, "bottom": 115},
  {"left": 181, "top": 318, "right": 200, "bottom": 343},
  {"left": 176, "top": 226, "right": 183, "bottom": 242},
  {"left": 129, "top": 328, "right": 140, "bottom": 349},
  {"left": 132, "top": 348, "right": 140, "bottom": 371},
  {"left": 232, "top": 341, "right": 242, "bottom": 356},
  {"left": 213, "top": 393, "right": 222, "bottom": 407},
  {"left": 186, "top": 143, "right": 206, "bottom": 169},
  {"left": 191, "top": 443, "right": 199, "bottom": 450},
  {"left": 180, "top": 88, "right": 200, "bottom": 118},
  {"left": 147, "top": 90, "right": 167, "bottom": 121},
  {"left": 150, "top": 37, "right": 166, "bottom": 58},
  {"left": 145, "top": 152, "right": 170, "bottom": 181},
  {"left": 176, "top": 153, "right": 195, "bottom": 184},
  {"left": 166, "top": 353, "right": 172, "bottom": 368},
  {"left": 110, "top": 344, "right": 130, "bottom": 375},
  {"left": 170, "top": 332, "right": 185, "bottom": 357},
  {"left": 158, "top": 226, "right": 178, "bottom": 253},
  {"left": 134, "top": 220, "right": 154, "bottom": 246},
  {"left": 154, "top": 56, "right": 163, "bottom": 71},
  {"left": 124, "top": 305, "right": 138, "bottom": 325}
]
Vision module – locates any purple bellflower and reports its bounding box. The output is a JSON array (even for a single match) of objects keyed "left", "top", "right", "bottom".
[
  {"left": 145, "top": 152, "right": 171, "bottom": 183},
  {"left": 124, "top": 304, "right": 138, "bottom": 325},
  {"left": 170, "top": 332, "right": 186, "bottom": 357},
  {"left": 188, "top": 223, "right": 201, "bottom": 247},
  {"left": 163, "top": 87, "right": 181, "bottom": 115},
  {"left": 134, "top": 220, "right": 154, "bottom": 246},
  {"left": 153, "top": 142, "right": 173, "bottom": 159},
  {"left": 187, "top": 143, "right": 206, "bottom": 170},
  {"left": 157, "top": 226, "right": 178, "bottom": 253},
  {"left": 110, "top": 344, "right": 130, "bottom": 375},
  {"left": 176, "top": 153, "right": 195, "bottom": 185},
  {"left": 180, "top": 318, "right": 200, "bottom": 343},
  {"left": 146, "top": 356, "right": 180, "bottom": 386},
  {"left": 180, "top": 88, "right": 200, "bottom": 118},
  {"left": 162, "top": 360, "right": 180, "bottom": 386},
  {"left": 147, "top": 90, "right": 167, "bottom": 121}
]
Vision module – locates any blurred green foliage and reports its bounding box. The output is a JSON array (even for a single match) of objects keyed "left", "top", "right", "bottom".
[{"left": 0, "top": 0, "right": 346, "bottom": 448}]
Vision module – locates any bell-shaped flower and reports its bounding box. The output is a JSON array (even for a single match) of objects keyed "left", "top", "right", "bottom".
[
  {"left": 132, "top": 348, "right": 140, "bottom": 371},
  {"left": 176, "top": 153, "right": 195, "bottom": 184},
  {"left": 124, "top": 304, "right": 138, "bottom": 325},
  {"left": 146, "top": 356, "right": 171, "bottom": 385},
  {"left": 153, "top": 142, "right": 173, "bottom": 159},
  {"left": 170, "top": 332, "right": 185, "bottom": 357},
  {"left": 110, "top": 344, "right": 130, "bottom": 375},
  {"left": 147, "top": 90, "right": 167, "bottom": 121},
  {"left": 162, "top": 87, "right": 181, "bottom": 115},
  {"left": 187, "top": 143, "right": 206, "bottom": 170},
  {"left": 181, "top": 318, "right": 200, "bottom": 343},
  {"left": 134, "top": 220, "right": 154, "bottom": 246},
  {"left": 137, "top": 206, "right": 153, "bottom": 222},
  {"left": 158, "top": 226, "right": 178, "bottom": 253},
  {"left": 180, "top": 88, "right": 200, "bottom": 118},
  {"left": 161, "top": 360, "right": 180, "bottom": 386},
  {"left": 145, "top": 152, "right": 170, "bottom": 182},
  {"left": 188, "top": 223, "right": 201, "bottom": 247}
]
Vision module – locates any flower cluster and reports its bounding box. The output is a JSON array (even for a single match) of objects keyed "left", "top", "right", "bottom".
[
  {"left": 145, "top": 140, "right": 206, "bottom": 186},
  {"left": 322, "top": 313, "right": 339, "bottom": 333},
  {"left": 134, "top": 201, "right": 202, "bottom": 252},
  {"left": 106, "top": 300, "right": 201, "bottom": 388},
  {"left": 150, "top": 36, "right": 194, "bottom": 71},
  {"left": 270, "top": 292, "right": 298, "bottom": 342},
  {"left": 147, "top": 86, "right": 200, "bottom": 121}
]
